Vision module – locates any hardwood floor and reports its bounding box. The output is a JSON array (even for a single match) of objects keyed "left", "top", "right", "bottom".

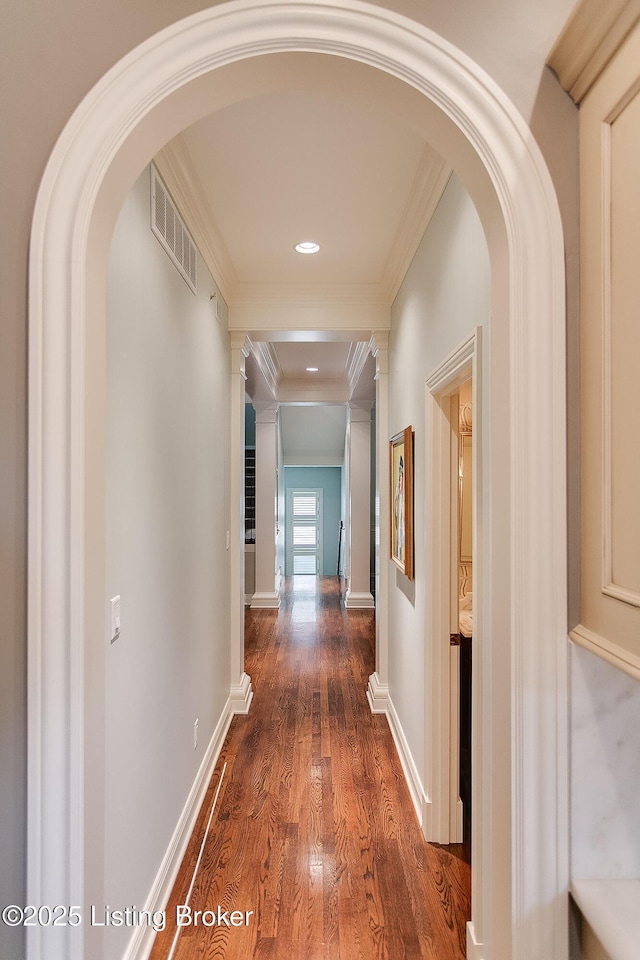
[{"left": 149, "top": 576, "right": 470, "bottom": 960}]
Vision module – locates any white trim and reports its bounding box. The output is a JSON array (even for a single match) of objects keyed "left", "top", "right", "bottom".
[
  {"left": 547, "top": 0, "right": 640, "bottom": 104},
  {"left": 27, "top": 4, "right": 568, "bottom": 958},
  {"left": 600, "top": 89, "right": 640, "bottom": 609},
  {"left": 570, "top": 624, "right": 640, "bottom": 682},
  {"left": 366, "top": 671, "right": 390, "bottom": 713},
  {"left": 366, "top": 675, "right": 430, "bottom": 829},
  {"left": 344, "top": 590, "right": 375, "bottom": 608},
  {"left": 385, "top": 691, "right": 429, "bottom": 828},
  {"left": 120, "top": 706, "right": 233, "bottom": 960},
  {"left": 426, "top": 330, "right": 487, "bottom": 943},
  {"left": 249, "top": 591, "right": 281, "bottom": 609},
  {"left": 229, "top": 671, "right": 254, "bottom": 714},
  {"left": 467, "top": 920, "right": 485, "bottom": 960}
]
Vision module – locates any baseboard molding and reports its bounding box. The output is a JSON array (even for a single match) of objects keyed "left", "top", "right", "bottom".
[
  {"left": 121, "top": 698, "right": 234, "bottom": 960},
  {"left": 366, "top": 672, "right": 390, "bottom": 713},
  {"left": 230, "top": 671, "right": 253, "bottom": 714},
  {"left": 385, "top": 694, "right": 428, "bottom": 828},
  {"left": 368, "top": 680, "right": 428, "bottom": 829},
  {"left": 250, "top": 591, "right": 281, "bottom": 609},
  {"left": 344, "top": 589, "right": 375, "bottom": 609},
  {"left": 466, "top": 921, "right": 484, "bottom": 960},
  {"left": 244, "top": 593, "right": 253, "bottom": 606}
]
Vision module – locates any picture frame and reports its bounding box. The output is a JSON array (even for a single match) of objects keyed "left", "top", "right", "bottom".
[{"left": 390, "top": 425, "right": 414, "bottom": 579}]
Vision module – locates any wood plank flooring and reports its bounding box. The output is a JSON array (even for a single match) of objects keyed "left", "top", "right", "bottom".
[{"left": 149, "top": 576, "right": 470, "bottom": 960}]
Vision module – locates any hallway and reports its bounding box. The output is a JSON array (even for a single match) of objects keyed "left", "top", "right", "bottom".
[{"left": 149, "top": 577, "right": 470, "bottom": 960}]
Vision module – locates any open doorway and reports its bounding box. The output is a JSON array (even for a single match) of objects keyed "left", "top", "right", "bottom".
[
  {"left": 454, "top": 379, "right": 473, "bottom": 849},
  {"left": 425, "top": 330, "right": 480, "bottom": 862},
  {"left": 27, "top": 6, "right": 569, "bottom": 958}
]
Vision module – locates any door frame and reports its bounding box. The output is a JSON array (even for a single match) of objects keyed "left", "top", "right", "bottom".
[
  {"left": 425, "top": 331, "right": 479, "bottom": 852},
  {"left": 286, "top": 487, "right": 324, "bottom": 575},
  {"left": 27, "top": 4, "right": 568, "bottom": 958}
]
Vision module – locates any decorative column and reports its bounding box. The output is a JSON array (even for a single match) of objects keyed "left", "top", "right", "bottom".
[
  {"left": 229, "top": 334, "right": 253, "bottom": 713},
  {"left": 251, "top": 401, "right": 280, "bottom": 608},
  {"left": 345, "top": 400, "right": 375, "bottom": 609},
  {"left": 367, "top": 333, "right": 391, "bottom": 711}
]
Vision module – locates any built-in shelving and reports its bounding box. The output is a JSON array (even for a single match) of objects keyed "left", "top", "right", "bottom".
[{"left": 245, "top": 447, "right": 255, "bottom": 544}]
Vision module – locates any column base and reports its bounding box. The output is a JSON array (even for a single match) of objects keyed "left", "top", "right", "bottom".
[
  {"left": 250, "top": 591, "right": 281, "bottom": 609},
  {"left": 344, "top": 589, "right": 375, "bottom": 609},
  {"left": 230, "top": 672, "right": 253, "bottom": 714},
  {"left": 366, "top": 672, "right": 390, "bottom": 713}
]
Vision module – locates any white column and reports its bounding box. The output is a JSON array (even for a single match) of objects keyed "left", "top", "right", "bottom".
[
  {"left": 366, "top": 334, "right": 391, "bottom": 709},
  {"left": 229, "top": 334, "right": 253, "bottom": 713},
  {"left": 345, "top": 401, "right": 375, "bottom": 609},
  {"left": 251, "top": 401, "right": 280, "bottom": 608}
]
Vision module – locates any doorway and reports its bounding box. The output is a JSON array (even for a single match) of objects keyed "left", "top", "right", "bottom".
[
  {"left": 27, "top": 6, "right": 569, "bottom": 959},
  {"left": 425, "top": 331, "right": 479, "bottom": 857},
  {"left": 287, "top": 488, "right": 323, "bottom": 575}
]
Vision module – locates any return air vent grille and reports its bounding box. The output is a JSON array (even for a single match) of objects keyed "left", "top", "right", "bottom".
[{"left": 151, "top": 165, "right": 197, "bottom": 294}]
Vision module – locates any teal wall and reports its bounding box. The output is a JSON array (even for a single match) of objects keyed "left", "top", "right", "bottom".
[
  {"left": 284, "top": 466, "right": 343, "bottom": 575},
  {"left": 245, "top": 403, "right": 256, "bottom": 446}
]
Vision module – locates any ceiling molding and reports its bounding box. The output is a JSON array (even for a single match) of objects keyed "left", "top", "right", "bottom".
[
  {"left": 381, "top": 150, "right": 452, "bottom": 301},
  {"left": 154, "top": 137, "right": 238, "bottom": 301},
  {"left": 229, "top": 300, "right": 390, "bottom": 334},
  {"left": 161, "top": 137, "right": 450, "bottom": 313},
  {"left": 277, "top": 380, "right": 349, "bottom": 403},
  {"left": 232, "top": 281, "right": 388, "bottom": 305},
  {"left": 250, "top": 341, "right": 281, "bottom": 399},
  {"left": 547, "top": 0, "right": 640, "bottom": 103},
  {"left": 345, "top": 341, "right": 372, "bottom": 397}
]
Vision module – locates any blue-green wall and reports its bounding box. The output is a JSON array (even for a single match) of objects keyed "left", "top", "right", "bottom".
[
  {"left": 245, "top": 403, "right": 256, "bottom": 446},
  {"left": 284, "top": 466, "right": 343, "bottom": 575}
]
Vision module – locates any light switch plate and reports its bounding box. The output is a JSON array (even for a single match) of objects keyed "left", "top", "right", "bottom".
[{"left": 110, "top": 596, "right": 121, "bottom": 643}]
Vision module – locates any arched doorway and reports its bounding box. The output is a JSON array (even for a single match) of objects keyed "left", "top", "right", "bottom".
[{"left": 28, "top": 3, "right": 568, "bottom": 958}]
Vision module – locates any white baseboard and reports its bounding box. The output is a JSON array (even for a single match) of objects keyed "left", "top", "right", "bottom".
[
  {"left": 121, "top": 697, "right": 234, "bottom": 960},
  {"left": 344, "top": 589, "right": 375, "bottom": 608},
  {"left": 466, "top": 920, "right": 484, "bottom": 960},
  {"left": 250, "top": 591, "right": 280, "bottom": 608},
  {"left": 244, "top": 593, "right": 253, "bottom": 606},
  {"left": 367, "top": 675, "right": 428, "bottom": 829},
  {"left": 230, "top": 671, "right": 253, "bottom": 714},
  {"left": 366, "top": 672, "right": 390, "bottom": 713},
  {"left": 385, "top": 693, "right": 429, "bottom": 828}
]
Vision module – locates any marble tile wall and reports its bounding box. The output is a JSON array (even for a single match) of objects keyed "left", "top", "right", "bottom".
[{"left": 570, "top": 642, "right": 640, "bottom": 879}]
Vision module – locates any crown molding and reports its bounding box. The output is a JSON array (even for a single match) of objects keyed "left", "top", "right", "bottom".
[
  {"left": 547, "top": 0, "right": 640, "bottom": 103},
  {"left": 156, "top": 139, "right": 450, "bottom": 311},
  {"left": 381, "top": 149, "right": 451, "bottom": 301},
  {"left": 232, "top": 280, "right": 388, "bottom": 305},
  {"left": 345, "top": 340, "right": 371, "bottom": 397},
  {"left": 277, "top": 380, "right": 349, "bottom": 402},
  {"left": 153, "top": 137, "right": 238, "bottom": 301},
  {"left": 250, "top": 341, "right": 281, "bottom": 399}
]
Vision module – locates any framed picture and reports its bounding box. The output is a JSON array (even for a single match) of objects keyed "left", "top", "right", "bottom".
[{"left": 390, "top": 425, "right": 414, "bottom": 579}]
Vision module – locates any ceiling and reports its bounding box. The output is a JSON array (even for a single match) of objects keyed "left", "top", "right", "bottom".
[{"left": 154, "top": 52, "right": 453, "bottom": 405}]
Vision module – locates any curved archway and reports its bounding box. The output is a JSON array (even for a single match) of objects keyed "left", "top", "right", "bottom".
[{"left": 28, "top": 3, "right": 568, "bottom": 959}]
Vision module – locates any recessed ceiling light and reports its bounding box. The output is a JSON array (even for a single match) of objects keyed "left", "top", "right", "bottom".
[
  {"left": 295, "top": 241, "right": 320, "bottom": 255},
  {"left": 306, "top": 367, "right": 319, "bottom": 372}
]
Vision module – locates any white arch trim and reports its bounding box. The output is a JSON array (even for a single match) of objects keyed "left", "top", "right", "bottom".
[{"left": 28, "top": 3, "right": 568, "bottom": 959}]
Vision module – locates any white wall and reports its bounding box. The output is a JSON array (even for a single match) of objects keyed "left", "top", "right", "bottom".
[
  {"left": 280, "top": 404, "right": 347, "bottom": 465},
  {"left": 104, "top": 167, "right": 231, "bottom": 960},
  {"left": 387, "top": 173, "right": 490, "bottom": 784}
]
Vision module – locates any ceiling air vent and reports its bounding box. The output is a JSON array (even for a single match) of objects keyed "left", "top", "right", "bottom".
[{"left": 151, "top": 165, "right": 197, "bottom": 294}]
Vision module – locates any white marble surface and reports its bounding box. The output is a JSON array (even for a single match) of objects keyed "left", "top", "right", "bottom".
[
  {"left": 571, "top": 879, "right": 640, "bottom": 960},
  {"left": 571, "top": 642, "right": 640, "bottom": 879}
]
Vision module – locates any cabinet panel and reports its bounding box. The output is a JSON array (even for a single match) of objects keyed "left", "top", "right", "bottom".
[{"left": 580, "top": 22, "right": 640, "bottom": 660}]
